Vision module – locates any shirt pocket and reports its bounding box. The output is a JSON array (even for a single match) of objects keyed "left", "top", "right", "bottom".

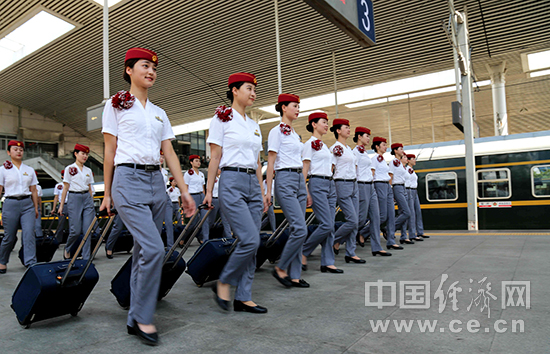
[{"left": 117, "top": 110, "right": 139, "bottom": 137}]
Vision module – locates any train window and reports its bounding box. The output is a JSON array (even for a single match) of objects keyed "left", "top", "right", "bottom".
[
  {"left": 426, "top": 172, "right": 458, "bottom": 202},
  {"left": 477, "top": 168, "right": 511, "bottom": 200},
  {"left": 531, "top": 165, "right": 550, "bottom": 197},
  {"left": 43, "top": 202, "right": 53, "bottom": 216}
]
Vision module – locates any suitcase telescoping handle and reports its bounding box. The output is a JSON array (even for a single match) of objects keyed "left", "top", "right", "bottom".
[
  {"left": 163, "top": 204, "right": 206, "bottom": 266},
  {"left": 265, "top": 211, "right": 316, "bottom": 248},
  {"left": 39, "top": 215, "right": 58, "bottom": 246},
  {"left": 59, "top": 209, "right": 115, "bottom": 286},
  {"left": 171, "top": 206, "right": 212, "bottom": 269}
]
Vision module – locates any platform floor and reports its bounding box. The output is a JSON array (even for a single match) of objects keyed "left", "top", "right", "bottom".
[{"left": 0, "top": 232, "right": 548, "bottom": 354}]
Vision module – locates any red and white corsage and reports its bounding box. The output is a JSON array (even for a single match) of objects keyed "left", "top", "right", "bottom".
[
  {"left": 188, "top": 169, "right": 194, "bottom": 175},
  {"left": 215, "top": 105, "right": 233, "bottom": 122},
  {"left": 169, "top": 187, "right": 174, "bottom": 192},
  {"left": 57, "top": 184, "right": 63, "bottom": 190},
  {"left": 69, "top": 167, "right": 78, "bottom": 176},
  {"left": 111, "top": 90, "right": 135, "bottom": 111},
  {"left": 393, "top": 159, "right": 401, "bottom": 167},
  {"left": 3, "top": 160, "right": 13, "bottom": 169},
  {"left": 311, "top": 139, "right": 323, "bottom": 151},
  {"left": 280, "top": 123, "right": 292, "bottom": 136},
  {"left": 357, "top": 145, "right": 365, "bottom": 153},
  {"left": 333, "top": 145, "right": 344, "bottom": 157},
  {"left": 377, "top": 155, "right": 384, "bottom": 162},
  {"left": 408, "top": 168, "right": 413, "bottom": 174}
]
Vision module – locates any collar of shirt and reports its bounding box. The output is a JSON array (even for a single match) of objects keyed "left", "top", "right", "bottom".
[{"left": 184, "top": 170, "right": 205, "bottom": 194}]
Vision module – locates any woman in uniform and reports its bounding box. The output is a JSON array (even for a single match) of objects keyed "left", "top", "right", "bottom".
[
  {"left": 100, "top": 47, "right": 195, "bottom": 346},
  {"left": 184, "top": 155, "right": 207, "bottom": 242},
  {"left": 301, "top": 112, "right": 344, "bottom": 273},
  {"left": 0, "top": 140, "right": 39, "bottom": 273},
  {"left": 266, "top": 93, "right": 309, "bottom": 288},
  {"left": 353, "top": 128, "right": 390, "bottom": 256},
  {"left": 406, "top": 154, "right": 429, "bottom": 240},
  {"left": 58, "top": 144, "right": 95, "bottom": 260},
  {"left": 167, "top": 177, "right": 182, "bottom": 230},
  {"left": 388, "top": 143, "right": 413, "bottom": 245},
  {"left": 204, "top": 72, "right": 268, "bottom": 314},
  {"left": 371, "top": 137, "right": 402, "bottom": 251},
  {"left": 331, "top": 119, "right": 365, "bottom": 264}
]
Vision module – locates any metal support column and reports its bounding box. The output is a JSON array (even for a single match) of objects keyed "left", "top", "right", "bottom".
[
  {"left": 103, "top": 0, "right": 110, "bottom": 101},
  {"left": 486, "top": 61, "right": 508, "bottom": 136},
  {"left": 455, "top": 5, "right": 478, "bottom": 230},
  {"left": 274, "top": 0, "right": 283, "bottom": 94},
  {"left": 332, "top": 51, "right": 339, "bottom": 118}
]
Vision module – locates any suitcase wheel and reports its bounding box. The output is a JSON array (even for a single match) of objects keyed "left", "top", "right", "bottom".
[{"left": 17, "top": 318, "right": 30, "bottom": 329}]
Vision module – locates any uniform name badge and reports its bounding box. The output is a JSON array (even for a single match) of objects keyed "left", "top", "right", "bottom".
[
  {"left": 254, "top": 129, "right": 260, "bottom": 137},
  {"left": 23, "top": 172, "right": 29, "bottom": 176},
  {"left": 155, "top": 116, "right": 163, "bottom": 123}
]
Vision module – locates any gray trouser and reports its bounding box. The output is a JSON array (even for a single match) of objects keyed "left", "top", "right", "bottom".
[
  {"left": 0, "top": 197, "right": 36, "bottom": 266},
  {"left": 189, "top": 193, "right": 207, "bottom": 242},
  {"left": 358, "top": 183, "right": 383, "bottom": 252},
  {"left": 302, "top": 177, "right": 336, "bottom": 266},
  {"left": 171, "top": 201, "right": 182, "bottom": 226},
  {"left": 333, "top": 180, "right": 359, "bottom": 257},
  {"left": 413, "top": 190, "right": 425, "bottom": 235},
  {"left": 203, "top": 197, "right": 232, "bottom": 240},
  {"left": 393, "top": 185, "right": 411, "bottom": 240},
  {"left": 112, "top": 166, "right": 167, "bottom": 326},
  {"left": 218, "top": 170, "right": 263, "bottom": 301},
  {"left": 260, "top": 197, "right": 276, "bottom": 233},
  {"left": 105, "top": 214, "right": 125, "bottom": 251},
  {"left": 402, "top": 189, "right": 417, "bottom": 238},
  {"left": 275, "top": 170, "right": 308, "bottom": 280},
  {"left": 375, "top": 182, "right": 397, "bottom": 246},
  {"left": 35, "top": 208, "right": 43, "bottom": 237},
  {"left": 163, "top": 195, "right": 174, "bottom": 247},
  {"left": 65, "top": 192, "right": 95, "bottom": 260}
]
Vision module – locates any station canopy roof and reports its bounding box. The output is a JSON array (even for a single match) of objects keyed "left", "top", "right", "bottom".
[{"left": 0, "top": 0, "right": 549, "bottom": 145}]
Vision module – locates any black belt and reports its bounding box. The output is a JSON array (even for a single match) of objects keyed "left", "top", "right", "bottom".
[
  {"left": 407, "top": 187, "right": 417, "bottom": 190},
  {"left": 118, "top": 163, "right": 160, "bottom": 171},
  {"left": 172, "top": 201, "right": 179, "bottom": 203},
  {"left": 393, "top": 184, "right": 404, "bottom": 186},
  {"left": 69, "top": 191, "right": 88, "bottom": 194},
  {"left": 374, "top": 181, "right": 389, "bottom": 184},
  {"left": 5, "top": 195, "right": 30, "bottom": 200},
  {"left": 334, "top": 178, "right": 356, "bottom": 182},
  {"left": 221, "top": 166, "right": 256, "bottom": 174},
  {"left": 212, "top": 197, "right": 219, "bottom": 199},
  {"left": 310, "top": 175, "right": 332, "bottom": 180},
  {"left": 190, "top": 192, "right": 203, "bottom": 196},
  {"left": 358, "top": 181, "right": 373, "bottom": 184},
  {"left": 276, "top": 168, "right": 303, "bottom": 173}
]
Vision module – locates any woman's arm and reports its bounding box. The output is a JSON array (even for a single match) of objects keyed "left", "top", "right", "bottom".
[
  {"left": 203, "top": 144, "right": 221, "bottom": 209},
  {"left": 256, "top": 156, "right": 268, "bottom": 212},
  {"left": 58, "top": 183, "right": 70, "bottom": 215},
  {"left": 100, "top": 133, "right": 117, "bottom": 214},
  {"left": 265, "top": 151, "right": 277, "bottom": 211},
  {"left": 302, "top": 160, "right": 312, "bottom": 207}
]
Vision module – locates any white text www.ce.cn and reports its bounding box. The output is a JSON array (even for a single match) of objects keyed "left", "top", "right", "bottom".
[{"left": 369, "top": 319, "right": 525, "bottom": 333}]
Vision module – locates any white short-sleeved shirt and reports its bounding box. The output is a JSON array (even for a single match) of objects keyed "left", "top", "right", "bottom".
[
  {"left": 161, "top": 168, "right": 169, "bottom": 187},
  {"left": 54, "top": 182, "right": 68, "bottom": 203},
  {"left": 167, "top": 186, "right": 181, "bottom": 202},
  {"left": 404, "top": 166, "right": 412, "bottom": 188},
  {"left": 389, "top": 158, "right": 408, "bottom": 185},
  {"left": 184, "top": 169, "right": 205, "bottom": 194},
  {"left": 213, "top": 176, "right": 220, "bottom": 198},
  {"left": 102, "top": 97, "right": 175, "bottom": 165},
  {"left": 207, "top": 110, "right": 262, "bottom": 170},
  {"left": 408, "top": 166, "right": 418, "bottom": 188},
  {"left": 331, "top": 141, "right": 357, "bottom": 180},
  {"left": 63, "top": 163, "right": 94, "bottom": 192},
  {"left": 372, "top": 154, "right": 391, "bottom": 182},
  {"left": 36, "top": 184, "right": 43, "bottom": 197},
  {"left": 263, "top": 179, "right": 275, "bottom": 197},
  {"left": 353, "top": 146, "right": 374, "bottom": 182},
  {"left": 0, "top": 162, "right": 37, "bottom": 197},
  {"left": 268, "top": 125, "right": 303, "bottom": 170},
  {"left": 302, "top": 136, "right": 334, "bottom": 177}
]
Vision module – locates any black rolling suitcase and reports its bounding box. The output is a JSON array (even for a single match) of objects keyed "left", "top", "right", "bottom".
[
  {"left": 110, "top": 205, "right": 211, "bottom": 308},
  {"left": 111, "top": 229, "right": 134, "bottom": 254},
  {"left": 185, "top": 236, "right": 237, "bottom": 287},
  {"left": 18, "top": 216, "right": 59, "bottom": 264},
  {"left": 11, "top": 210, "right": 116, "bottom": 328}
]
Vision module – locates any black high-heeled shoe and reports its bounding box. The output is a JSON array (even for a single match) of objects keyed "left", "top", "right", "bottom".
[
  {"left": 387, "top": 245, "right": 403, "bottom": 250},
  {"left": 211, "top": 284, "right": 230, "bottom": 311},
  {"left": 412, "top": 237, "right": 424, "bottom": 242},
  {"left": 320, "top": 266, "right": 344, "bottom": 273},
  {"left": 400, "top": 239, "right": 415, "bottom": 244},
  {"left": 333, "top": 246, "right": 340, "bottom": 255},
  {"left": 105, "top": 250, "right": 113, "bottom": 259},
  {"left": 372, "top": 251, "right": 392, "bottom": 257},
  {"left": 272, "top": 269, "right": 292, "bottom": 288},
  {"left": 345, "top": 256, "right": 366, "bottom": 264},
  {"left": 234, "top": 300, "right": 268, "bottom": 314},
  {"left": 301, "top": 264, "right": 308, "bottom": 271},
  {"left": 130, "top": 320, "right": 159, "bottom": 346}
]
